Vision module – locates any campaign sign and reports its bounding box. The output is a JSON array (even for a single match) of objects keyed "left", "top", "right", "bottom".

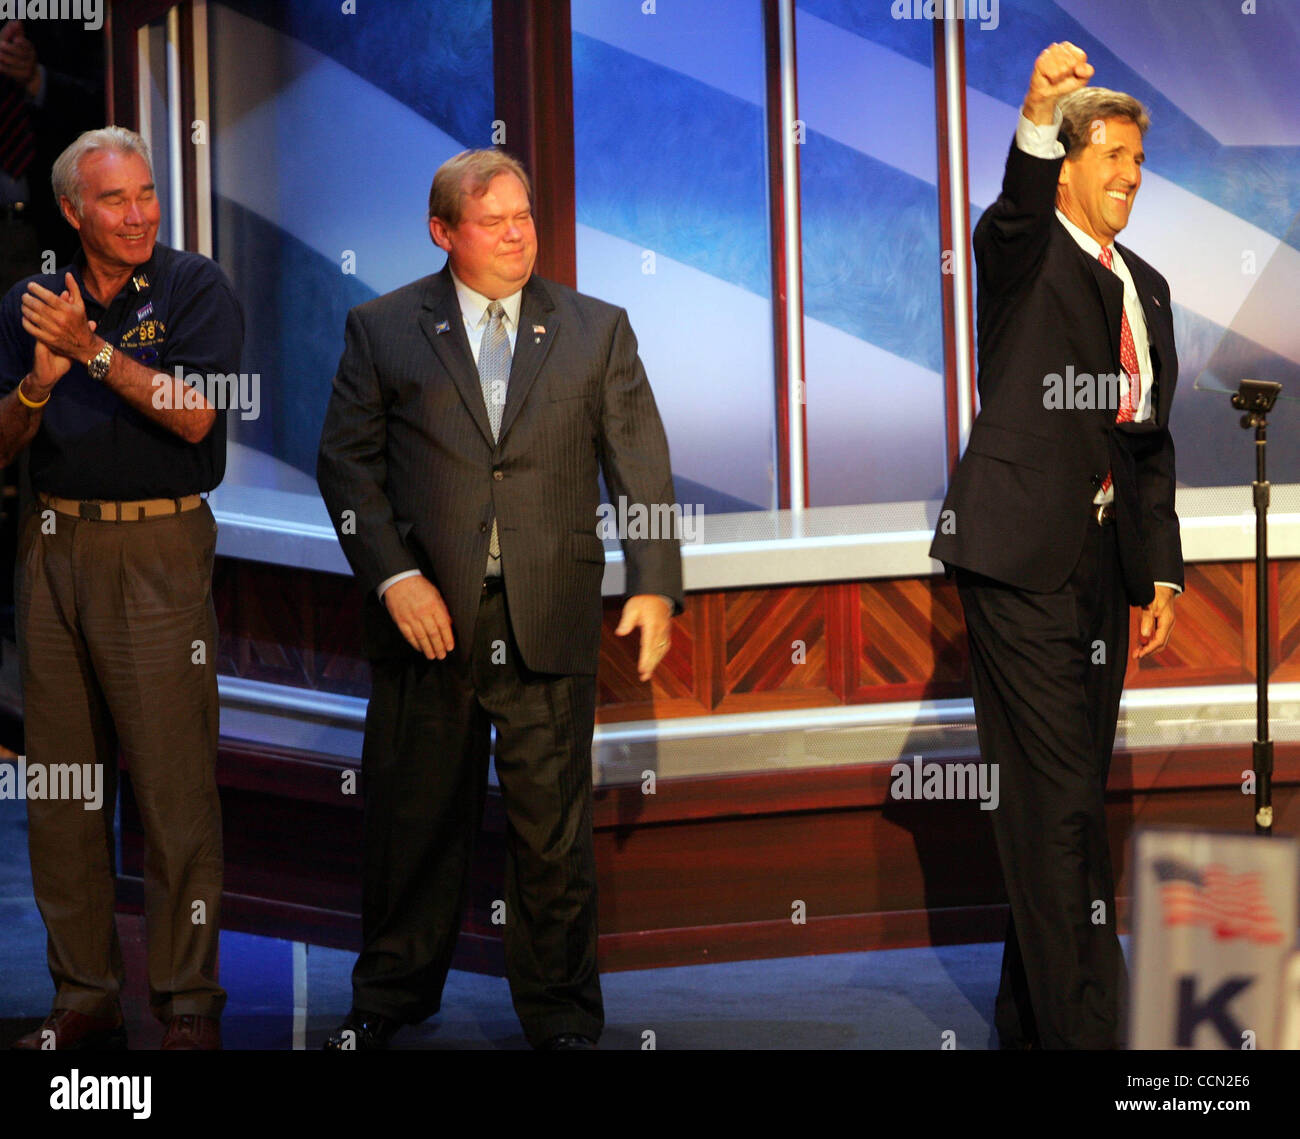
[{"left": 1130, "top": 828, "right": 1298, "bottom": 1050}]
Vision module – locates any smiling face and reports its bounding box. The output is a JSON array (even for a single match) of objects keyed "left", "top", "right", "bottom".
[
  {"left": 428, "top": 172, "right": 537, "bottom": 299},
  {"left": 60, "top": 148, "right": 160, "bottom": 274},
  {"left": 1057, "top": 116, "right": 1144, "bottom": 245}
]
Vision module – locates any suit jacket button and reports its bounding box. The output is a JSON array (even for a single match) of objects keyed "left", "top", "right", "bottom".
[
  {"left": 479, "top": 522, "right": 488, "bottom": 532},
  {"left": 493, "top": 469, "right": 503, "bottom": 481},
  {"left": 1090, "top": 474, "right": 1104, "bottom": 488}
]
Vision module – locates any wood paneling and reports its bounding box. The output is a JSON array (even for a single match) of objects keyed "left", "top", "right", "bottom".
[
  {"left": 1272, "top": 561, "right": 1300, "bottom": 681},
  {"left": 117, "top": 740, "right": 1300, "bottom": 973},
  {"left": 214, "top": 559, "right": 370, "bottom": 697},
  {"left": 1126, "top": 563, "right": 1254, "bottom": 688},
  {"left": 213, "top": 557, "right": 1299, "bottom": 720},
  {"left": 714, "top": 586, "right": 837, "bottom": 712},
  {"left": 851, "top": 576, "right": 968, "bottom": 702}
]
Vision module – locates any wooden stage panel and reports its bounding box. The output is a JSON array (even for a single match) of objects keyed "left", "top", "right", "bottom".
[
  {"left": 117, "top": 554, "right": 1298, "bottom": 972},
  {"left": 116, "top": 742, "right": 1298, "bottom": 974},
  {"left": 852, "top": 575, "right": 969, "bottom": 703},
  {"left": 213, "top": 557, "right": 1294, "bottom": 719}
]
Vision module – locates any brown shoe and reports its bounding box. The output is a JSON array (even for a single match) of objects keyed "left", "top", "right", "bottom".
[
  {"left": 11, "top": 1008, "right": 127, "bottom": 1051},
  {"left": 160, "top": 1014, "right": 221, "bottom": 1050}
]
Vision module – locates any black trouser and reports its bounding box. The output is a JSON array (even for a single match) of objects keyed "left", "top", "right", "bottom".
[
  {"left": 956, "top": 513, "right": 1130, "bottom": 1049},
  {"left": 352, "top": 580, "right": 602, "bottom": 1046}
]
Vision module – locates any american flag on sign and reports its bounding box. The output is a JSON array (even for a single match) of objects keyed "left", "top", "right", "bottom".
[{"left": 1154, "top": 858, "right": 1284, "bottom": 944}]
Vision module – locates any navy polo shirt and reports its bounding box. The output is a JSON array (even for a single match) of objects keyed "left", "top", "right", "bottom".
[{"left": 0, "top": 243, "right": 244, "bottom": 499}]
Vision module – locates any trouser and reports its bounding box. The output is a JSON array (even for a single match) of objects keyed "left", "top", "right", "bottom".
[
  {"left": 956, "top": 512, "right": 1131, "bottom": 1049},
  {"left": 17, "top": 498, "right": 225, "bottom": 1021},
  {"left": 352, "top": 579, "right": 602, "bottom": 1046}
]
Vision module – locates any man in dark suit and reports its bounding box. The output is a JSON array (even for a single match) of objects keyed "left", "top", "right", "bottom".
[
  {"left": 317, "top": 148, "right": 683, "bottom": 1050},
  {"left": 930, "top": 43, "right": 1182, "bottom": 1049}
]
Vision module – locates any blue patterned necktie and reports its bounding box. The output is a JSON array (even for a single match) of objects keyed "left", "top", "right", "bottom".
[{"left": 478, "top": 300, "right": 511, "bottom": 568}]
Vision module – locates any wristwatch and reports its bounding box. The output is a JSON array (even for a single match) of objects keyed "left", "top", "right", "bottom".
[{"left": 86, "top": 342, "right": 114, "bottom": 382}]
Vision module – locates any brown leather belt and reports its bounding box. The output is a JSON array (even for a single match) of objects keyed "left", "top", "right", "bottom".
[
  {"left": 1095, "top": 501, "right": 1115, "bottom": 526},
  {"left": 39, "top": 493, "right": 203, "bottom": 522}
]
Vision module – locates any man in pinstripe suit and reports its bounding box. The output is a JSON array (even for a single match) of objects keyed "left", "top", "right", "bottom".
[{"left": 317, "top": 149, "right": 683, "bottom": 1050}]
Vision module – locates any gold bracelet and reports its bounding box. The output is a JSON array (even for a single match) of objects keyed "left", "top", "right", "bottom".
[{"left": 16, "top": 379, "right": 51, "bottom": 410}]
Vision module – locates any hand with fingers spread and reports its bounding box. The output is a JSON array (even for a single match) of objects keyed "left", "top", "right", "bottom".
[
  {"left": 382, "top": 574, "right": 455, "bottom": 660},
  {"left": 21, "top": 274, "right": 100, "bottom": 365},
  {"left": 1023, "top": 41, "right": 1094, "bottom": 125}
]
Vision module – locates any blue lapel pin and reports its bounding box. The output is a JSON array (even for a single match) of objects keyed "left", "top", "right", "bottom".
[{"left": 434, "top": 319, "right": 450, "bottom": 334}]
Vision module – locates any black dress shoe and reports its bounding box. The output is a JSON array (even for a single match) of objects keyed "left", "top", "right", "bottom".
[
  {"left": 323, "top": 1009, "right": 403, "bottom": 1051},
  {"left": 540, "top": 1033, "right": 596, "bottom": 1050}
]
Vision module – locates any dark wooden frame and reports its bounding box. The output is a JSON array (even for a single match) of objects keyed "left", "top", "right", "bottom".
[
  {"left": 106, "top": 0, "right": 200, "bottom": 250},
  {"left": 492, "top": 0, "right": 576, "bottom": 287}
]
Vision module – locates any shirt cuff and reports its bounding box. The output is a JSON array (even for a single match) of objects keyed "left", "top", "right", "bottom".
[
  {"left": 1015, "top": 106, "right": 1065, "bottom": 159},
  {"left": 1153, "top": 581, "right": 1183, "bottom": 595},
  {"left": 376, "top": 569, "right": 422, "bottom": 599}
]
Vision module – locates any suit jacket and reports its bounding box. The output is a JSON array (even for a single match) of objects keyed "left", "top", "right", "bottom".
[
  {"left": 317, "top": 265, "right": 684, "bottom": 675},
  {"left": 930, "top": 141, "right": 1183, "bottom": 607}
]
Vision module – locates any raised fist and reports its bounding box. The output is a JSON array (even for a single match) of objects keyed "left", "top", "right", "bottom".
[{"left": 1023, "top": 42, "right": 1094, "bottom": 125}]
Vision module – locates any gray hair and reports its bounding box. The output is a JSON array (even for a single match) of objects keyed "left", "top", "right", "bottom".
[
  {"left": 1057, "top": 88, "right": 1150, "bottom": 159},
  {"left": 51, "top": 127, "right": 153, "bottom": 216},
  {"left": 428, "top": 148, "right": 532, "bottom": 228}
]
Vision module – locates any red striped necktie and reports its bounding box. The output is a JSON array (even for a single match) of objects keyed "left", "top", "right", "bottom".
[
  {"left": 0, "top": 76, "right": 35, "bottom": 181},
  {"left": 1098, "top": 244, "right": 1140, "bottom": 493}
]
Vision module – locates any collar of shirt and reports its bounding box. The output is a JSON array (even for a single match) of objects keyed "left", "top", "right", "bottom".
[
  {"left": 70, "top": 245, "right": 158, "bottom": 320},
  {"left": 1055, "top": 208, "right": 1118, "bottom": 268},
  {"left": 1055, "top": 211, "right": 1138, "bottom": 296},
  {"left": 449, "top": 268, "right": 522, "bottom": 342}
]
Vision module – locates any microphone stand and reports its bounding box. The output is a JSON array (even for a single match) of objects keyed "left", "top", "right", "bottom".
[{"left": 1231, "top": 379, "right": 1282, "bottom": 836}]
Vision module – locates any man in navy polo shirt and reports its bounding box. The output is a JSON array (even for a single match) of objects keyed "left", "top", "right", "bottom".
[{"left": 0, "top": 126, "right": 242, "bottom": 1051}]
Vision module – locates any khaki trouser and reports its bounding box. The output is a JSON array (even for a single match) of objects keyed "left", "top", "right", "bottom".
[{"left": 17, "top": 498, "right": 225, "bottom": 1020}]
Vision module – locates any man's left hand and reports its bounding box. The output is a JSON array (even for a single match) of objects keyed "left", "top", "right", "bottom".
[
  {"left": 1134, "top": 585, "right": 1177, "bottom": 659},
  {"left": 615, "top": 594, "right": 673, "bottom": 682},
  {"left": 21, "top": 275, "right": 99, "bottom": 364}
]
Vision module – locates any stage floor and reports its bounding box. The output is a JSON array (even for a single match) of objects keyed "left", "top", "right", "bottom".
[{"left": 2, "top": 792, "right": 1018, "bottom": 1049}]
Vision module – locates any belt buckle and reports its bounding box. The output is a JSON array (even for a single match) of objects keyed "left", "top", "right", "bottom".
[{"left": 78, "top": 501, "right": 102, "bottom": 521}]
